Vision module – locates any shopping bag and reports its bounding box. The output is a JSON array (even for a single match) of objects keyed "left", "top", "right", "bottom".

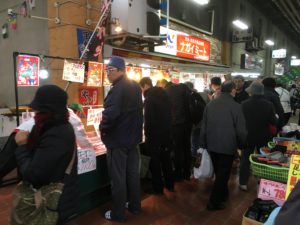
[{"left": 193, "top": 148, "right": 214, "bottom": 179}]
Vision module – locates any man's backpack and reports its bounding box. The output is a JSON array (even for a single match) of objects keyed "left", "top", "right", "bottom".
[{"left": 188, "top": 91, "right": 206, "bottom": 125}]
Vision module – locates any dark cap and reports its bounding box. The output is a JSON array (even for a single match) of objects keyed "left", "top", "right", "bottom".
[
  {"left": 246, "top": 81, "right": 264, "bottom": 95},
  {"left": 262, "top": 77, "right": 276, "bottom": 88},
  {"left": 211, "top": 77, "right": 221, "bottom": 86},
  {"left": 107, "top": 56, "right": 125, "bottom": 69},
  {"left": 29, "top": 85, "right": 68, "bottom": 113}
]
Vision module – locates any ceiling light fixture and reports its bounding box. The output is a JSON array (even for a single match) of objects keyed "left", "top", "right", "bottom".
[
  {"left": 291, "top": 56, "right": 297, "bottom": 59},
  {"left": 265, "top": 40, "right": 275, "bottom": 46},
  {"left": 193, "top": 0, "right": 209, "bottom": 5},
  {"left": 232, "top": 20, "right": 248, "bottom": 30}
]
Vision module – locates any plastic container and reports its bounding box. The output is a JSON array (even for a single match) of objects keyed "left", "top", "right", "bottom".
[{"left": 249, "top": 154, "right": 289, "bottom": 183}]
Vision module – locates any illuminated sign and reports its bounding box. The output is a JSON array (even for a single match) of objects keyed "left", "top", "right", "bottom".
[
  {"left": 291, "top": 59, "right": 300, "bottom": 66},
  {"left": 272, "top": 49, "right": 287, "bottom": 59}
]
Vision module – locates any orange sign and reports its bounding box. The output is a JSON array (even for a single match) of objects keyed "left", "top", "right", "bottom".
[
  {"left": 126, "top": 66, "right": 142, "bottom": 81},
  {"left": 286, "top": 155, "right": 300, "bottom": 199},
  {"left": 176, "top": 34, "right": 210, "bottom": 61}
]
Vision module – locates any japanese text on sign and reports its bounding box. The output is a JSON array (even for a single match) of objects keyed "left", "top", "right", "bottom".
[
  {"left": 62, "top": 60, "right": 85, "bottom": 83},
  {"left": 176, "top": 35, "right": 210, "bottom": 61},
  {"left": 258, "top": 179, "right": 286, "bottom": 206},
  {"left": 286, "top": 155, "right": 300, "bottom": 199},
  {"left": 77, "top": 148, "right": 97, "bottom": 174},
  {"left": 87, "top": 108, "right": 103, "bottom": 126}
]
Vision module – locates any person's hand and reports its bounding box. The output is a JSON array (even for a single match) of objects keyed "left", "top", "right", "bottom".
[{"left": 15, "top": 130, "right": 29, "bottom": 146}]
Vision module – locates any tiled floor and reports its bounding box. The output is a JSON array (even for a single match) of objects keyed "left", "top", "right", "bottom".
[{"left": 0, "top": 165, "right": 258, "bottom": 225}]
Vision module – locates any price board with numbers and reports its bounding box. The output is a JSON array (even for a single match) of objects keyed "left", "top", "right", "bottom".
[{"left": 258, "top": 179, "right": 286, "bottom": 206}]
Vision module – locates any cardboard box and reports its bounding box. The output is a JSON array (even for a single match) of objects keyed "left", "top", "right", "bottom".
[{"left": 242, "top": 214, "right": 263, "bottom": 225}]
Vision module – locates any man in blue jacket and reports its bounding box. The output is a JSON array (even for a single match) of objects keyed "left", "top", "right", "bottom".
[{"left": 100, "top": 56, "right": 143, "bottom": 222}]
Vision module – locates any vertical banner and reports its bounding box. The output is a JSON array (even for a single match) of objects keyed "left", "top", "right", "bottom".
[
  {"left": 87, "top": 62, "right": 103, "bottom": 87},
  {"left": 103, "top": 64, "right": 111, "bottom": 86},
  {"left": 79, "top": 87, "right": 99, "bottom": 106},
  {"left": 286, "top": 155, "right": 300, "bottom": 199},
  {"left": 62, "top": 60, "right": 85, "bottom": 83},
  {"left": 17, "top": 55, "right": 39, "bottom": 86},
  {"left": 76, "top": 28, "right": 100, "bottom": 61}
]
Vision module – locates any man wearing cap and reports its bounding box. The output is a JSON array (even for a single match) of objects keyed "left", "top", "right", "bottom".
[
  {"left": 200, "top": 81, "right": 247, "bottom": 211},
  {"left": 233, "top": 75, "right": 249, "bottom": 104},
  {"left": 100, "top": 56, "right": 143, "bottom": 222},
  {"left": 239, "top": 81, "right": 277, "bottom": 191}
]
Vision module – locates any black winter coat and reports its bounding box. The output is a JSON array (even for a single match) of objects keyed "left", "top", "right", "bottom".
[
  {"left": 144, "top": 87, "right": 172, "bottom": 145},
  {"left": 234, "top": 89, "right": 249, "bottom": 104},
  {"left": 165, "top": 83, "right": 191, "bottom": 126},
  {"left": 264, "top": 87, "right": 285, "bottom": 128},
  {"left": 15, "top": 122, "right": 78, "bottom": 223},
  {"left": 242, "top": 95, "right": 277, "bottom": 147},
  {"left": 100, "top": 76, "right": 143, "bottom": 149}
]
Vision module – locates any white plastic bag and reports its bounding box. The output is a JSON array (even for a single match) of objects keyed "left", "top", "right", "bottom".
[{"left": 193, "top": 148, "right": 214, "bottom": 179}]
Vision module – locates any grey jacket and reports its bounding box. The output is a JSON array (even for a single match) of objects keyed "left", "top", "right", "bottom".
[{"left": 200, "top": 93, "right": 247, "bottom": 155}]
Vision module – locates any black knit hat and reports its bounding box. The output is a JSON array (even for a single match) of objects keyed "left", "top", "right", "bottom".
[{"left": 29, "top": 85, "right": 68, "bottom": 113}]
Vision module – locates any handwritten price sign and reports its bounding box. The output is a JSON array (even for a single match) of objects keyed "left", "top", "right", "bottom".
[
  {"left": 258, "top": 179, "right": 286, "bottom": 206},
  {"left": 77, "top": 148, "right": 97, "bottom": 174}
]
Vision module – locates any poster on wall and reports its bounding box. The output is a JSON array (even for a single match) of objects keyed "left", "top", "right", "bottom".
[
  {"left": 126, "top": 66, "right": 142, "bottom": 81},
  {"left": 103, "top": 64, "right": 111, "bottom": 86},
  {"left": 76, "top": 28, "right": 99, "bottom": 61},
  {"left": 62, "top": 60, "right": 85, "bottom": 83},
  {"left": 79, "top": 87, "right": 99, "bottom": 106},
  {"left": 87, "top": 62, "right": 103, "bottom": 87},
  {"left": 17, "top": 55, "right": 39, "bottom": 86}
]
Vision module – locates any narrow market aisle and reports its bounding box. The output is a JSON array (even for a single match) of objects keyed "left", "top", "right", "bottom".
[{"left": 0, "top": 168, "right": 257, "bottom": 225}]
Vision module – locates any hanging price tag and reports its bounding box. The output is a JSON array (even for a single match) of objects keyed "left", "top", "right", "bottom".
[{"left": 258, "top": 179, "right": 286, "bottom": 206}]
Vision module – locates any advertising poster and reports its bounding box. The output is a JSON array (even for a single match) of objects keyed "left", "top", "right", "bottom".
[
  {"left": 87, "top": 62, "right": 103, "bottom": 87},
  {"left": 76, "top": 28, "right": 99, "bottom": 61},
  {"left": 126, "top": 66, "right": 142, "bottom": 81},
  {"left": 103, "top": 64, "right": 111, "bottom": 86},
  {"left": 176, "top": 34, "right": 210, "bottom": 61},
  {"left": 62, "top": 60, "right": 85, "bottom": 83},
  {"left": 17, "top": 55, "right": 39, "bottom": 86},
  {"left": 286, "top": 155, "right": 300, "bottom": 199},
  {"left": 79, "top": 87, "right": 99, "bottom": 106}
]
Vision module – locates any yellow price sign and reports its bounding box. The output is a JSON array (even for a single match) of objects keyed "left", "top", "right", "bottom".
[{"left": 286, "top": 155, "right": 300, "bottom": 199}]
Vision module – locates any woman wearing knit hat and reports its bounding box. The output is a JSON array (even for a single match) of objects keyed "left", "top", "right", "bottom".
[{"left": 12, "top": 85, "right": 78, "bottom": 225}]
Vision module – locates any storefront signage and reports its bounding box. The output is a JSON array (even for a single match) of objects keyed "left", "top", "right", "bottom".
[
  {"left": 77, "top": 148, "right": 97, "bottom": 174},
  {"left": 87, "top": 108, "right": 103, "bottom": 126},
  {"left": 17, "top": 55, "right": 39, "bottom": 86},
  {"left": 155, "top": 27, "right": 210, "bottom": 62},
  {"left": 241, "top": 54, "right": 263, "bottom": 71},
  {"left": 291, "top": 59, "right": 300, "bottom": 66},
  {"left": 286, "top": 154, "right": 300, "bottom": 199},
  {"left": 62, "top": 60, "right": 85, "bottom": 83},
  {"left": 176, "top": 35, "right": 210, "bottom": 61},
  {"left": 87, "top": 62, "right": 103, "bottom": 87},
  {"left": 258, "top": 179, "right": 286, "bottom": 206},
  {"left": 272, "top": 49, "right": 287, "bottom": 59}
]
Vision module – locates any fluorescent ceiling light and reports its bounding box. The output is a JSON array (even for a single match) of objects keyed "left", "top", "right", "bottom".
[
  {"left": 140, "top": 64, "right": 150, "bottom": 68},
  {"left": 232, "top": 20, "right": 248, "bottom": 30},
  {"left": 114, "top": 26, "right": 122, "bottom": 32},
  {"left": 291, "top": 56, "right": 297, "bottom": 59},
  {"left": 232, "top": 72, "right": 260, "bottom": 77},
  {"left": 193, "top": 0, "right": 209, "bottom": 5},
  {"left": 265, "top": 40, "right": 275, "bottom": 46}
]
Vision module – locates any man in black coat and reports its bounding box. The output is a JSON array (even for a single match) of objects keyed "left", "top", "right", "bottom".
[
  {"left": 233, "top": 75, "right": 249, "bottom": 104},
  {"left": 262, "top": 77, "right": 285, "bottom": 129},
  {"left": 240, "top": 81, "right": 277, "bottom": 191},
  {"left": 139, "top": 77, "right": 174, "bottom": 194},
  {"left": 100, "top": 56, "right": 143, "bottom": 222}
]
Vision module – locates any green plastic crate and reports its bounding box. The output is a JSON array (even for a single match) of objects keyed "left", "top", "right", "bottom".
[{"left": 249, "top": 154, "right": 289, "bottom": 183}]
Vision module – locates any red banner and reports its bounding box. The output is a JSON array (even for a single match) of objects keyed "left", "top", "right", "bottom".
[
  {"left": 176, "top": 34, "right": 210, "bottom": 61},
  {"left": 17, "top": 55, "right": 39, "bottom": 86}
]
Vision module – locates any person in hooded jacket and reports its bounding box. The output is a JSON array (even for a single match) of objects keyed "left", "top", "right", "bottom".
[{"left": 14, "top": 85, "right": 78, "bottom": 225}]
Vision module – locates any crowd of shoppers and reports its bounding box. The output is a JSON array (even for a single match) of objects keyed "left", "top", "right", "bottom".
[{"left": 10, "top": 55, "right": 298, "bottom": 224}]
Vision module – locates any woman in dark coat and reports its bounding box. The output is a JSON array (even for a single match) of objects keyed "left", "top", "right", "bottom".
[{"left": 14, "top": 85, "right": 78, "bottom": 224}]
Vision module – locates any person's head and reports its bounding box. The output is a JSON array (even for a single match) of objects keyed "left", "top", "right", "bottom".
[
  {"left": 106, "top": 56, "right": 126, "bottom": 83},
  {"left": 210, "top": 77, "right": 221, "bottom": 92},
  {"left": 156, "top": 79, "right": 169, "bottom": 88},
  {"left": 139, "top": 77, "right": 153, "bottom": 93},
  {"left": 184, "top": 81, "right": 194, "bottom": 90},
  {"left": 233, "top": 75, "right": 245, "bottom": 92},
  {"left": 262, "top": 77, "right": 276, "bottom": 89},
  {"left": 245, "top": 81, "right": 264, "bottom": 96},
  {"left": 221, "top": 81, "right": 236, "bottom": 97},
  {"left": 29, "top": 85, "right": 68, "bottom": 114},
  {"left": 292, "top": 84, "right": 296, "bottom": 88}
]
